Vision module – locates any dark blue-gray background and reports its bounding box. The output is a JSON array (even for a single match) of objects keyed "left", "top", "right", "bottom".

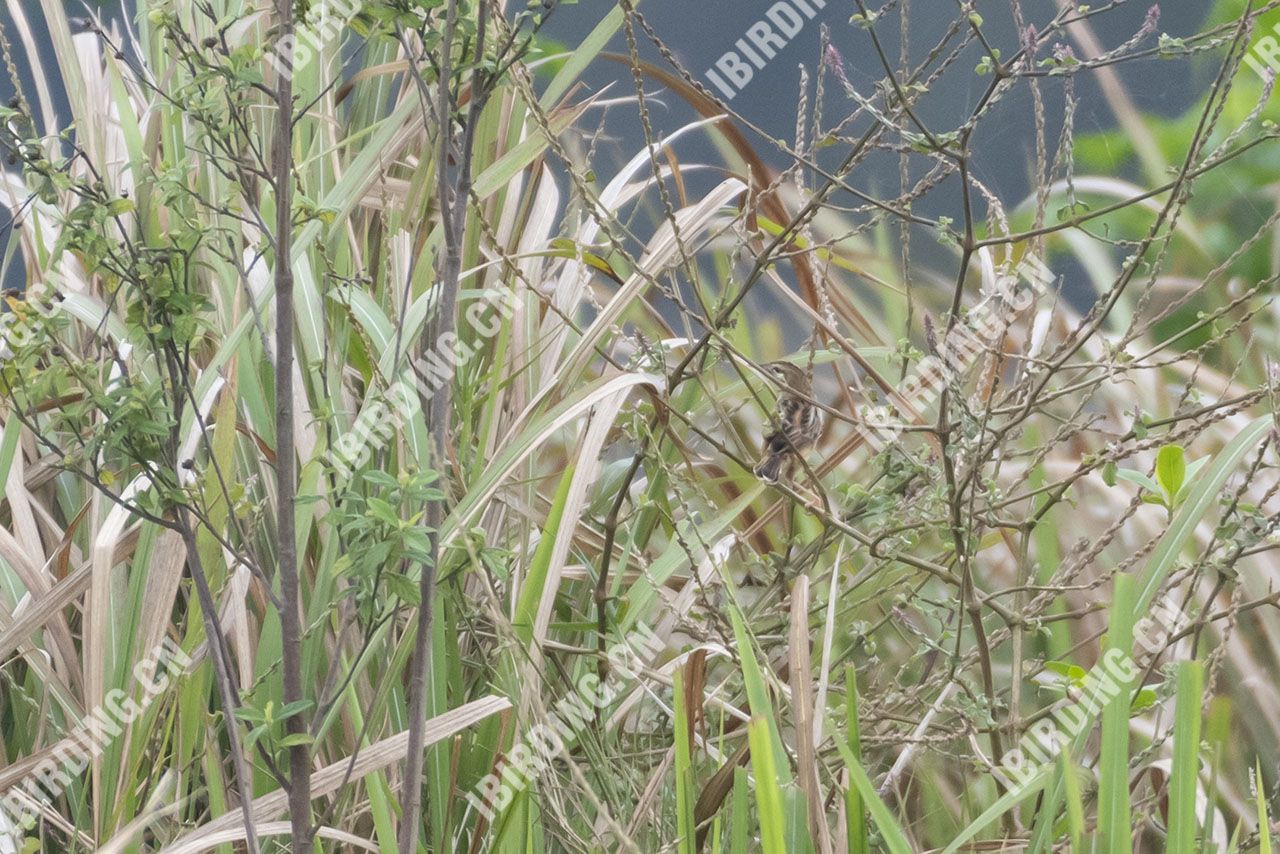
[
  {"left": 535, "top": 1, "right": 1211, "bottom": 219},
  {"left": 0, "top": 1, "right": 1215, "bottom": 298},
  {"left": 534, "top": 1, "right": 1215, "bottom": 315}
]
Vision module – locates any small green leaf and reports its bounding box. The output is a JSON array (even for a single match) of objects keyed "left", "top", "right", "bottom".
[
  {"left": 1045, "top": 661, "right": 1087, "bottom": 683},
  {"left": 1115, "top": 469, "right": 1160, "bottom": 494},
  {"left": 1130, "top": 687, "right": 1158, "bottom": 713},
  {"left": 384, "top": 572, "right": 420, "bottom": 604},
  {"left": 366, "top": 497, "right": 402, "bottom": 526},
  {"left": 244, "top": 724, "right": 269, "bottom": 751},
  {"left": 232, "top": 706, "right": 266, "bottom": 723},
  {"left": 1155, "top": 445, "right": 1186, "bottom": 503},
  {"left": 278, "top": 700, "right": 315, "bottom": 720}
]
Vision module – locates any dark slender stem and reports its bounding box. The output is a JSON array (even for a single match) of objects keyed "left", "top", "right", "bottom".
[
  {"left": 176, "top": 513, "right": 261, "bottom": 854},
  {"left": 596, "top": 441, "right": 649, "bottom": 695},
  {"left": 271, "top": 0, "right": 312, "bottom": 845},
  {"left": 399, "top": 1, "right": 488, "bottom": 848}
]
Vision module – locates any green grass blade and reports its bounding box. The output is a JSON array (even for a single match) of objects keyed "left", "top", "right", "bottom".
[
  {"left": 1168, "top": 660, "right": 1205, "bottom": 854},
  {"left": 746, "top": 717, "right": 788, "bottom": 854},
  {"left": 731, "top": 766, "right": 750, "bottom": 854},
  {"left": 512, "top": 463, "right": 574, "bottom": 646},
  {"left": 845, "top": 664, "right": 869, "bottom": 854},
  {"left": 941, "top": 764, "right": 1052, "bottom": 854},
  {"left": 729, "top": 605, "right": 790, "bottom": 852},
  {"left": 829, "top": 737, "right": 915, "bottom": 854},
  {"left": 1098, "top": 573, "right": 1136, "bottom": 854},
  {"left": 1258, "top": 759, "right": 1273, "bottom": 854},
  {"left": 1060, "top": 753, "right": 1084, "bottom": 854},
  {"left": 674, "top": 665, "right": 696, "bottom": 854},
  {"left": 539, "top": 5, "right": 623, "bottom": 108}
]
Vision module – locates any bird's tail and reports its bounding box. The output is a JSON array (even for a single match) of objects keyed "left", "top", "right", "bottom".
[{"left": 753, "top": 453, "right": 785, "bottom": 483}]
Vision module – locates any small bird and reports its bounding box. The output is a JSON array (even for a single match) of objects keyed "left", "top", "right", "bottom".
[{"left": 753, "top": 360, "right": 823, "bottom": 483}]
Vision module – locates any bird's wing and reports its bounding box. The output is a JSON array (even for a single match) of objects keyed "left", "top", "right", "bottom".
[{"left": 764, "top": 396, "right": 820, "bottom": 452}]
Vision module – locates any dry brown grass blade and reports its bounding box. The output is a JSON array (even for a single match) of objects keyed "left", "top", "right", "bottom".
[
  {"left": 0, "top": 526, "right": 140, "bottom": 664},
  {"left": 0, "top": 734, "right": 83, "bottom": 791},
  {"left": 334, "top": 60, "right": 413, "bottom": 105},
  {"left": 598, "top": 53, "right": 823, "bottom": 304},
  {"left": 0, "top": 562, "right": 86, "bottom": 664},
  {"left": 693, "top": 740, "right": 749, "bottom": 852},
  {"left": 682, "top": 648, "right": 708, "bottom": 748},
  {"left": 159, "top": 694, "right": 513, "bottom": 853},
  {"left": 5, "top": 427, "right": 43, "bottom": 563},
  {"left": 86, "top": 474, "right": 151, "bottom": 821},
  {"left": 51, "top": 500, "right": 90, "bottom": 582},
  {"left": 599, "top": 54, "right": 772, "bottom": 190},
  {"left": 0, "top": 521, "right": 81, "bottom": 699},
  {"left": 136, "top": 822, "right": 378, "bottom": 854},
  {"left": 137, "top": 531, "right": 187, "bottom": 660},
  {"left": 789, "top": 575, "right": 832, "bottom": 854}
]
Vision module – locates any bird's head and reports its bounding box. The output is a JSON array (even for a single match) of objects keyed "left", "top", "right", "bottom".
[{"left": 763, "top": 360, "right": 809, "bottom": 391}]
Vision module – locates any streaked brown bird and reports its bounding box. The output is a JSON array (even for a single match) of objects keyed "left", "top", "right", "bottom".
[{"left": 753, "top": 360, "right": 823, "bottom": 483}]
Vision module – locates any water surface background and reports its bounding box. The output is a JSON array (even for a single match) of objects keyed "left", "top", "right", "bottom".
[{"left": 0, "top": 2, "right": 1217, "bottom": 309}]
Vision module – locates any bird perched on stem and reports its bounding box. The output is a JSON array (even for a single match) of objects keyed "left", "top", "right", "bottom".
[{"left": 753, "top": 360, "right": 823, "bottom": 483}]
